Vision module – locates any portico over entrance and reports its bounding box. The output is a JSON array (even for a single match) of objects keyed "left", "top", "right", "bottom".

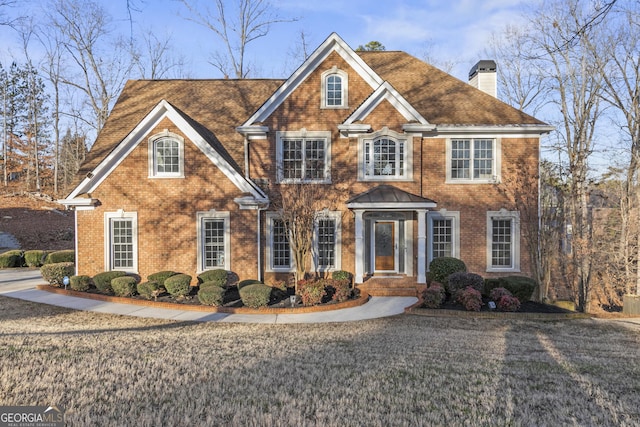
[{"left": 346, "top": 185, "right": 437, "bottom": 284}]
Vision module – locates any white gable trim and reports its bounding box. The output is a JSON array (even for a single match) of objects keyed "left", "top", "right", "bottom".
[
  {"left": 242, "top": 33, "right": 384, "bottom": 127},
  {"left": 65, "top": 99, "right": 268, "bottom": 203}
]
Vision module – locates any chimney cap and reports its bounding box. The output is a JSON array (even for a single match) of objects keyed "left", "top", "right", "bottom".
[{"left": 469, "top": 60, "right": 497, "bottom": 79}]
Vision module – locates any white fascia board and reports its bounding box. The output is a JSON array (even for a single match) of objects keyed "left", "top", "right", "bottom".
[
  {"left": 343, "top": 81, "right": 429, "bottom": 126},
  {"left": 346, "top": 201, "right": 437, "bottom": 210},
  {"left": 236, "top": 125, "right": 269, "bottom": 140},
  {"left": 66, "top": 99, "right": 268, "bottom": 202},
  {"left": 242, "top": 33, "right": 384, "bottom": 126},
  {"left": 434, "top": 124, "right": 555, "bottom": 136},
  {"left": 58, "top": 198, "right": 98, "bottom": 210}
]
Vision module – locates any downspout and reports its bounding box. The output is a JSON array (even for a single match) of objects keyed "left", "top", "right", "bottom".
[
  {"left": 244, "top": 137, "right": 250, "bottom": 178},
  {"left": 257, "top": 206, "right": 267, "bottom": 282}
]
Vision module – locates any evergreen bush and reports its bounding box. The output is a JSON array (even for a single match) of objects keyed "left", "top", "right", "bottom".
[
  {"left": 198, "top": 286, "right": 225, "bottom": 306},
  {"left": 111, "top": 276, "right": 138, "bottom": 297},
  {"left": 0, "top": 250, "right": 23, "bottom": 268},
  {"left": 429, "top": 257, "right": 466, "bottom": 284},
  {"left": 24, "top": 250, "right": 47, "bottom": 267},
  {"left": 447, "top": 272, "right": 484, "bottom": 299},
  {"left": 147, "top": 271, "right": 176, "bottom": 286},
  {"left": 164, "top": 274, "right": 193, "bottom": 297},
  {"left": 93, "top": 271, "right": 127, "bottom": 294},
  {"left": 44, "top": 250, "right": 75, "bottom": 264},
  {"left": 70, "top": 275, "right": 92, "bottom": 292},
  {"left": 137, "top": 281, "right": 164, "bottom": 300},
  {"left": 40, "top": 262, "right": 75, "bottom": 286},
  {"left": 239, "top": 283, "right": 272, "bottom": 308},
  {"left": 197, "top": 269, "right": 228, "bottom": 287},
  {"left": 422, "top": 282, "right": 446, "bottom": 308}
]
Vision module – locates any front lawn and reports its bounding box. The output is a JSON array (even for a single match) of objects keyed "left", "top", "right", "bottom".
[{"left": 0, "top": 296, "right": 638, "bottom": 426}]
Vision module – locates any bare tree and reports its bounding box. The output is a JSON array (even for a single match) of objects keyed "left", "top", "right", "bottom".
[
  {"left": 179, "top": 0, "right": 296, "bottom": 78},
  {"left": 131, "top": 30, "right": 188, "bottom": 79}
]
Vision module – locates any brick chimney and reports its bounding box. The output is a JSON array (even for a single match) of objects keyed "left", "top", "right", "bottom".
[{"left": 469, "top": 60, "right": 497, "bottom": 97}]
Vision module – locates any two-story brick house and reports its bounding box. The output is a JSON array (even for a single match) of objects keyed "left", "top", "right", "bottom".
[{"left": 61, "top": 33, "right": 552, "bottom": 287}]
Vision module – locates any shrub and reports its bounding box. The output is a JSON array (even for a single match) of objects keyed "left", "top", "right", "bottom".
[
  {"left": 70, "top": 275, "right": 92, "bottom": 292},
  {"left": 40, "top": 262, "right": 75, "bottom": 286},
  {"left": 422, "top": 282, "right": 446, "bottom": 309},
  {"left": 197, "top": 269, "right": 228, "bottom": 287},
  {"left": 24, "top": 250, "right": 47, "bottom": 267},
  {"left": 137, "top": 281, "right": 164, "bottom": 300},
  {"left": 93, "top": 271, "right": 127, "bottom": 294},
  {"left": 270, "top": 280, "right": 288, "bottom": 292},
  {"left": 489, "top": 287, "right": 513, "bottom": 301},
  {"left": 0, "top": 250, "right": 23, "bottom": 268},
  {"left": 457, "top": 286, "right": 482, "bottom": 311},
  {"left": 497, "top": 295, "right": 521, "bottom": 312},
  {"left": 327, "top": 279, "right": 351, "bottom": 303},
  {"left": 331, "top": 270, "right": 352, "bottom": 282},
  {"left": 111, "top": 276, "right": 138, "bottom": 297},
  {"left": 164, "top": 274, "right": 193, "bottom": 297},
  {"left": 429, "top": 257, "right": 466, "bottom": 284},
  {"left": 147, "top": 271, "right": 176, "bottom": 286},
  {"left": 239, "top": 283, "right": 272, "bottom": 308},
  {"left": 198, "top": 286, "right": 225, "bottom": 306},
  {"left": 298, "top": 279, "right": 327, "bottom": 306},
  {"left": 484, "top": 276, "right": 537, "bottom": 303},
  {"left": 44, "top": 250, "right": 75, "bottom": 264},
  {"left": 238, "top": 279, "right": 262, "bottom": 290},
  {"left": 447, "top": 272, "right": 484, "bottom": 300}
]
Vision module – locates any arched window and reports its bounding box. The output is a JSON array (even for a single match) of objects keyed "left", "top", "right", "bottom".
[
  {"left": 148, "top": 132, "right": 184, "bottom": 178},
  {"left": 321, "top": 67, "right": 348, "bottom": 108},
  {"left": 364, "top": 137, "right": 405, "bottom": 178}
]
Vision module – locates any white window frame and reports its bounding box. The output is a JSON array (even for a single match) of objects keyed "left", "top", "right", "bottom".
[
  {"left": 104, "top": 210, "right": 138, "bottom": 273},
  {"left": 148, "top": 130, "right": 185, "bottom": 178},
  {"left": 197, "top": 211, "right": 231, "bottom": 273},
  {"left": 486, "top": 209, "right": 520, "bottom": 272},
  {"left": 276, "top": 130, "right": 331, "bottom": 184},
  {"left": 445, "top": 137, "right": 501, "bottom": 184},
  {"left": 358, "top": 128, "right": 412, "bottom": 181},
  {"left": 427, "top": 210, "right": 460, "bottom": 268},
  {"left": 266, "top": 212, "right": 295, "bottom": 273},
  {"left": 321, "top": 67, "right": 348, "bottom": 109},
  {"left": 312, "top": 211, "right": 342, "bottom": 272}
]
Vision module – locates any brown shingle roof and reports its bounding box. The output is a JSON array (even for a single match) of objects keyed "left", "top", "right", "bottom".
[{"left": 358, "top": 51, "right": 545, "bottom": 126}]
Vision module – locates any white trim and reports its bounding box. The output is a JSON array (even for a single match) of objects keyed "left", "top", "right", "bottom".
[
  {"left": 358, "top": 127, "right": 412, "bottom": 181},
  {"left": 312, "top": 210, "right": 342, "bottom": 272},
  {"left": 371, "top": 219, "right": 400, "bottom": 274},
  {"left": 434, "top": 125, "right": 554, "bottom": 136},
  {"left": 242, "top": 33, "right": 383, "bottom": 126},
  {"left": 276, "top": 130, "right": 332, "bottom": 184},
  {"left": 196, "top": 211, "right": 231, "bottom": 273},
  {"left": 148, "top": 130, "right": 185, "bottom": 178},
  {"left": 65, "top": 99, "right": 268, "bottom": 204},
  {"left": 486, "top": 209, "right": 521, "bottom": 272},
  {"left": 445, "top": 137, "right": 502, "bottom": 184},
  {"left": 321, "top": 67, "right": 349, "bottom": 109},
  {"left": 427, "top": 210, "right": 460, "bottom": 268},
  {"left": 265, "top": 212, "right": 295, "bottom": 273},
  {"left": 104, "top": 210, "right": 138, "bottom": 273}
]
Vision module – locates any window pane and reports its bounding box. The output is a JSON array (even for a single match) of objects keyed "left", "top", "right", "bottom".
[
  {"left": 365, "top": 138, "right": 404, "bottom": 178},
  {"left": 155, "top": 138, "right": 180, "bottom": 174},
  {"left": 451, "top": 139, "right": 470, "bottom": 179},
  {"left": 317, "top": 218, "right": 336, "bottom": 268},
  {"left": 432, "top": 218, "right": 452, "bottom": 259},
  {"left": 203, "top": 219, "right": 225, "bottom": 268},
  {"left": 282, "top": 138, "right": 326, "bottom": 181},
  {"left": 474, "top": 139, "right": 493, "bottom": 179},
  {"left": 305, "top": 139, "right": 325, "bottom": 179},
  {"left": 326, "top": 75, "right": 342, "bottom": 106},
  {"left": 273, "top": 219, "right": 290, "bottom": 268},
  {"left": 111, "top": 219, "right": 133, "bottom": 268},
  {"left": 492, "top": 219, "right": 512, "bottom": 267},
  {"left": 282, "top": 139, "right": 303, "bottom": 179}
]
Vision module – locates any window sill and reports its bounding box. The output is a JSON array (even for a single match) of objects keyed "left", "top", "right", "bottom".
[
  {"left": 148, "top": 175, "right": 185, "bottom": 179},
  {"left": 445, "top": 179, "right": 499, "bottom": 185},
  {"left": 486, "top": 267, "right": 520, "bottom": 273},
  {"left": 321, "top": 105, "right": 349, "bottom": 110}
]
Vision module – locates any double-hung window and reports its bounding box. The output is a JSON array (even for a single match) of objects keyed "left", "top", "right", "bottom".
[
  {"left": 448, "top": 138, "right": 498, "bottom": 183},
  {"left": 276, "top": 131, "right": 331, "bottom": 183},
  {"left": 197, "top": 211, "right": 230, "bottom": 272},
  {"left": 267, "top": 213, "right": 293, "bottom": 271},
  {"left": 427, "top": 211, "right": 460, "bottom": 267},
  {"left": 313, "top": 211, "right": 342, "bottom": 272},
  {"left": 105, "top": 211, "right": 137, "bottom": 272},
  {"left": 486, "top": 210, "right": 520, "bottom": 272},
  {"left": 149, "top": 132, "right": 184, "bottom": 178}
]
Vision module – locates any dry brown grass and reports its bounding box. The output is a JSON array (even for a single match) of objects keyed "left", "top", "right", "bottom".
[{"left": 1, "top": 296, "right": 639, "bottom": 426}]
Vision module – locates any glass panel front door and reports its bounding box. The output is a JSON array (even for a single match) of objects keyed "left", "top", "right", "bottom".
[{"left": 374, "top": 221, "right": 396, "bottom": 271}]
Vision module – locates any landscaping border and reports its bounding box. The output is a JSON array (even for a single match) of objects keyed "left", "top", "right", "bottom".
[{"left": 36, "top": 284, "right": 370, "bottom": 314}]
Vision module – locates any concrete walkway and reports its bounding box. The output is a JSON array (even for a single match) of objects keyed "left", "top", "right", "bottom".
[{"left": 0, "top": 269, "right": 418, "bottom": 324}]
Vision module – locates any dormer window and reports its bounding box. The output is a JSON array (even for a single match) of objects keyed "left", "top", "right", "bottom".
[
  {"left": 148, "top": 131, "right": 185, "bottom": 178},
  {"left": 321, "top": 67, "right": 348, "bottom": 109}
]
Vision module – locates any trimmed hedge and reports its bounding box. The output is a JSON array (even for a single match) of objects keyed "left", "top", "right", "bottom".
[
  {"left": 429, "top": 257, "right": 466, "bottom": 284},
  {"left": 238, "top": 279, "right": 262, "bottom": 290},
  {"left": 137, "top": 281, "right": 164, "bottom": 300},
  {"left": 485, "top": 276, "right": 537, "bottom": 303},
  {"left": 0, "top": 250, "right": 23, "bottom": 268},
  {"left": 111, "top": 276, "right": 138, "bottom": 297},
  {"left": 70, "top": 275, "right": 92, "bottom": 292},
  {"left": 24, "top": 250, "right": 47, "bottom": 267},
  {"left": 198, "top": 286, "right": 225, "bottom": 306},
  {"left": 147, "top": 271, "right": 176, "bottom": 286},
  {"left": 164, "top": 274, "right": 193, "bottom": 297},
  {"left": 239, "top": 283, "right": 272, "bottom": 308},
  {"left": 93, "top": 271, "right": 127, "bottom": 294},
  {"left": 40, "top": 262, "right": 75, "bottom": 286},
  {"left": 197, "top": 269, "right": 228, "bottom": 287},
  {"left": 447, "top": 272, "right": 484, "bottom": 299},
  {"left": 44, "top": 250, "right": 75, "bottom": 264}
]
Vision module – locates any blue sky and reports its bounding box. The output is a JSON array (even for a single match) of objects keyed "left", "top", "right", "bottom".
[{"left": 95, "top": 0, "right": 529, "bottom": 81}]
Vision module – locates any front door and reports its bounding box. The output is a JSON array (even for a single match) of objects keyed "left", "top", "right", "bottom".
[{"left": 374, "top": 221, "right": 397, "bottom": 272}]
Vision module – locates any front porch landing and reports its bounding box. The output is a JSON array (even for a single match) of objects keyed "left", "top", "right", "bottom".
[{"left": 357, "top": 276, "right": 427, "bottom": 297}]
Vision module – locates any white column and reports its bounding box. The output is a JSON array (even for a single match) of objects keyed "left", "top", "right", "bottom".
[
  {"left": 354, "top": 209, "right": 365, "bottom": 283},
  {"left": 417, "top": 209, "right": 427, "bottom": 283}
]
